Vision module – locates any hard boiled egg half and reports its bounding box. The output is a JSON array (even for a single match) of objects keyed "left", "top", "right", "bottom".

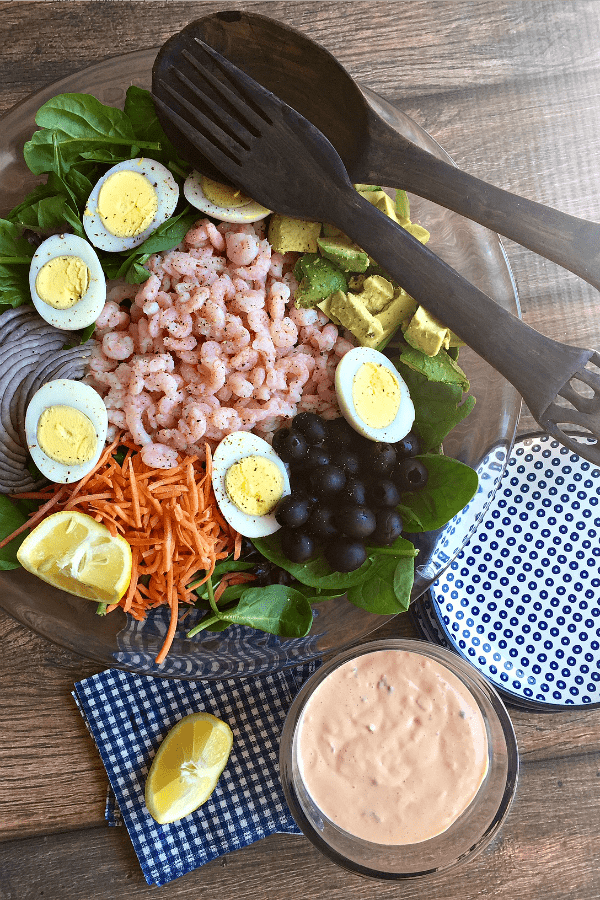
[
  {"left": 335, "top": 346, "right": 415, "bottom": 443},
  {"left": 29, "top": 234, "right": 106, "bottom": 331},
  {"left": 184, "top": 173, "right": 270, "bottom": 224},
  {"left": 25, "top": 379, "right": 108, "bottom": 484},
  {"left": 83, "top": 158, "right": 179, "bottom": 252},
  {"left": 212, "top": 432, "right": 290, "bottom": 538}
]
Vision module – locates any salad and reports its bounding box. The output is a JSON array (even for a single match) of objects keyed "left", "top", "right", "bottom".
[{"left": 0, "top": 87, "right": 478, "bottom": 664}]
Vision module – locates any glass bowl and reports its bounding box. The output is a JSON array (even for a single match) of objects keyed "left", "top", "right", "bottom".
[
  {"left": 0, "top": 49, "right": 520, "bottom": 678},
  {"left": 279, "top": 637, "right": 519, "bottom": 879}
]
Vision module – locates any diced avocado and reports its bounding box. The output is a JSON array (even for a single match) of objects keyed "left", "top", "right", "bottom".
[
  {"left": 348, "top": 273, "right": 366, "bottom": 292},
  {"left": 353, "top": 183, "right": 382, "bottom": 192},
  {"left": 374, "top": 289, "right": 418, "bottom": 343},
  {"left": 316, "top": 294, "right": 341, "bottom": 326},
  {"left": 404, "top": 222, "right": 430, "bottom": 244},
  {"left": 317, "top": 236, "right": 370, "bottom": 273},
  {"left": 328, "top": 290, "right": 384, "bottom": 345},
  {"left": 404, "top": 306, "right": 451, "bottom": 357},
  {"left": 268, "top": 215, "right": 321, "bottom": 253},
  {"left": 357, "top": 275, "right": 395, "bottom": 314},
  {"left": 293, "top": 254, "right": 347, "bottom": 308},
  {"left": 358, "top": 189, "right": 400, "bottom": 224}
]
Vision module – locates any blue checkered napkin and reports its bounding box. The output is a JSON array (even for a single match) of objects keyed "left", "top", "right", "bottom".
[{"left": 73, "top": 663, "right": 317, "bottom": 886}]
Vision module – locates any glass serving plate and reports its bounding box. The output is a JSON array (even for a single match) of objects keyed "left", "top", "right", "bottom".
[{"left": 0, "top": 49, "right": 520, "bottom": 679}]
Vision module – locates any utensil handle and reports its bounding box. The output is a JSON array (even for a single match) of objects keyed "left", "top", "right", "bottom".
[
  {"left": 362, "top": 122, "right": 600, "bottom": 292},
  {"left": 329, "top": 190, "right": 592, "bottom": 418}
]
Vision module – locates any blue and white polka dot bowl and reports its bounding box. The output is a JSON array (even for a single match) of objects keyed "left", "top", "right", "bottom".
[{"left": 413, "top": 434, "right": 600, "bottom": 710}]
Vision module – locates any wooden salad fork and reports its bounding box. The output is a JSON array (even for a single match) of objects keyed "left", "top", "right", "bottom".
[{"left": 153, "top": 39, "right": 600, "bottom": 465}]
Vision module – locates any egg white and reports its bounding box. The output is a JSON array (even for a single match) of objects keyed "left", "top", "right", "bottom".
[
  {"left": 335, "top": 346, "right": 415, "bottom": 443},
  {"left": 25, "top": 379, "right": 108, "bottom": 484},
  {"left": 83, "top": 158, "right": 179, "bottom": 252},
  {"left": 29, "top": 234, "right": 106, "bottom": 331},
  {"left": 184, "top": 171, "right": 270, "bottom": 224},
  {"left": 212, "top": 432, "right": 290, "bottom": 538}
]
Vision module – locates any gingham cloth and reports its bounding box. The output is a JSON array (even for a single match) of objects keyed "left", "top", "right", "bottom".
[{"left": 73, "top": 663, "right": 318, "bottom": 886}]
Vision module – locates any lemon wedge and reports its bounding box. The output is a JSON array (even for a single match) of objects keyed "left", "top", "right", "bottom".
[
  {"left": 16, "top": 510, "right": 132, "bottom": 604},
  {"left": 145, "top": 712, "right": 234, "bottom": 824}
]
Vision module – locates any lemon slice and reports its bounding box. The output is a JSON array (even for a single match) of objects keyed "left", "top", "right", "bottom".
[
  {"left": 16, "top": 510, "right": 132, "bottom": 604},
  {"left": 145, "top": 712, "right": 234, "bottom": 824}
]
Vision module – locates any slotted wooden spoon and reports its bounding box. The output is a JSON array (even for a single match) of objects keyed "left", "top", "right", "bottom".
[{"left": 153, "top": 10, "right": 600, "bottom": 291}]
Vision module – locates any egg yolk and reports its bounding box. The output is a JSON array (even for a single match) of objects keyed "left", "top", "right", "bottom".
[
  {"left": 97, "top": 170, "right": 158, "bottom": 237},
  {"left": 35, "top": 256, "right": 90, "bottom": 309},
  {"left": 201, "top": 176, "right": 252, "bottom": 209},
  {"left": 225, "top": 455, "right": 284, "bottom": 516},
  {"left": 352, "top": 362, "right": 401, "bottom": 428},
  {"left": 37, "top": 405, "right": 97, "bottom": 466}
]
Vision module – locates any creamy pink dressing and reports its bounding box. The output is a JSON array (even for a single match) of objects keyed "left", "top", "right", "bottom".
[{"left": 297, "top": 649, "right": 489, "bottom": 845}]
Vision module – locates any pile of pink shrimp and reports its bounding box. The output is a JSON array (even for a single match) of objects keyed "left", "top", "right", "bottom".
[{"left": 86, "top": 218, "right": 356, "bottom": 468}]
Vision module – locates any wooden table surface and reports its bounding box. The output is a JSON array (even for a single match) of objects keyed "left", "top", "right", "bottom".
[{"left": 1, "top": 2, "right": 600, "bottom": 898}]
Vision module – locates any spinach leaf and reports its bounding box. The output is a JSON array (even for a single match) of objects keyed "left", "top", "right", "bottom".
[
  {"left": 346, "top": 552, "right": 414, "bottom": 614},
  {"left": 124, "top": 86, "right": 188, "bottom": 171},
  {"left": 398, "top": 344, "right": 470, "bottom": 392},
  {"left": 0, "top": 495, "right": 28, "bottom": 570},
  {"left": 395, "top": 360, "right": 475, "bottom": 452},
  {"left": 252, "top": 533, "right": 375, "bottom": 588},
  {"left": 24, "top": 93, "right": 161, "bottom": 175},
  {"left": 0, "top": 219, "right": 35, "bottom": 309},
  {"left": 189, "top": 585, "right": 313, "bottom": 638},
  {"left": 399, "top": 454, "right": 479, "bottom": 532}
]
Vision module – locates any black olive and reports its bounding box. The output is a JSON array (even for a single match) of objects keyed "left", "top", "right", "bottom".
[
  {"left": 307, "top": 506, "right": 338, "bottom": 539},
  {"left": 370, "top": 509, "right": 404, "bottom": 546},
  {"left": 395, "top": 431, "right": 421, "bottom": 458},
  {"left": 309, "top": 464, "right": 346, "bottom": 494},
  {"left": 275, "top": 429, "right": 308, "bottom": 463},
  {"left": 334, "top": 504, "right": 377, "bottom": 539},
  {"left": 332, "top": 449, "right": 360, "bottom": 476},
  {"left": 366, "top": 442, "right": 397, "bottom": 475},
  {"left": 324, "top": 416, "right": 355, "bottom": 448},
  {"left": 302, "top": 446, "right": 331, "bottom": 471},
  {"left": 370, "top": 479, "right": 401, "bottom": 507},
  {"left": 275, "top": 493, "right": 312, "bottom": 528},
  {"left": 292, "top": 411, "right": 327, "bottom": 444},
  {"left": 272, "top": 427, "right": 292, "bottom": 455},
  {"left": 394, "top": 458, "right": 429, "bottom": 491},
  {"left": 325, "top": 538, "right": 367, "bottom": 572},
  {"left": 280, "top": 528, "right": 315, "bottom": 563},
  {"left": 343, "top": 476, "right": 367, "bottom": 506}
]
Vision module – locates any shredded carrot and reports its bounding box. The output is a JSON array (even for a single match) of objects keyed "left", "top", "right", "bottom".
[
  {"left": 213, "top": 571, "right": 256, "bottom": 605},
  {"left": 7, "top": 435, "right": 238, "bottom": 664}
]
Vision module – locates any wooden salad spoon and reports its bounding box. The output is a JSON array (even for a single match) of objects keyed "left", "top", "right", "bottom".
[{"left": 153, "top": 9, "right": 600, "bottom": 292}]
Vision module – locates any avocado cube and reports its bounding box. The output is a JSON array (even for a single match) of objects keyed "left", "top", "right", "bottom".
[
  {"left": 268, "top": 215, "right": 321, "bottom": 253},
  {"left": 357, "top": 275, "right": 395, "bottom": 313},
  {"left": 358, "top": 189, "right": 400, "bottom": 224},
  {"left": 317, "top": 235, "right": 370, "bottom": 273},
  {"left": 328, "top": 290, "right": 384, "bottom": 345},
  {"left": 404, "top": 306, "right": 451, "bottom": 357},
  {"left": 293, "top": 254, "right": 347, "bottom": 307}
]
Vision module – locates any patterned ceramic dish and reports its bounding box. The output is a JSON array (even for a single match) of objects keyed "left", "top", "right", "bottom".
[{"left": 416, "top": 434, "right": 600, "bottom": 710}]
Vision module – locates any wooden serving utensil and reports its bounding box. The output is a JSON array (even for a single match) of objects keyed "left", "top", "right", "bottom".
[{"left": 153, "top": 10, "right": 600, "bottom": 292}]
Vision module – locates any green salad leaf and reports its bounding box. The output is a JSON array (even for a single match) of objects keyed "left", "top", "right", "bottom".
[
  {"left": 0, "top": 495, "right": 29, "bottom": 570},
  {"left": 0, "top": 219, "right": 36, "bottom": 311},
  {"left": 189, "top": 585, "right": 314, "bottom": 638},
  {"left": 399, "top": 454, "right": 479, "bottom": 533},
  {"left": 395, "top": 359, "right": 476, "bottom": 453}
]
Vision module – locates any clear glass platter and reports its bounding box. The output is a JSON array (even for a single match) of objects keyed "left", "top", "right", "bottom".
[{"left": 0, "top": 49, "right": 520, "bottom": 679}]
